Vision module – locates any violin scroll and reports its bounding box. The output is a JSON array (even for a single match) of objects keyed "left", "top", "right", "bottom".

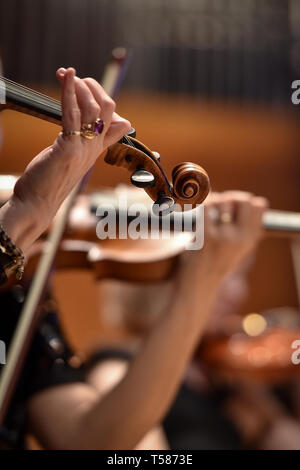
[
  {"left": 104, "top": 135, "right": 210, "bottom": 215},
  {"left": 172, "top": 162, "right": 210, "bottom": 208}
]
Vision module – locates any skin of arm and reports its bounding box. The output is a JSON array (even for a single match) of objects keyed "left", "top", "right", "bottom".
[
  {"left": 28, "top": 361, "right": 169, "bottom": 450},
  {"left": 27, "top": 264, "right": 223, "bottom": 450},
  {"left": 225, "top": 384, "right": 300, "bottom": 450},
  {"left": 0, "top": 67, "right": 130, "bottom": 255},
  {"left": 86, "top": 359, "right": 169, "bottom": 450},
  {"left": 27, "top": 191, "right": 268, "bottom": 450}
]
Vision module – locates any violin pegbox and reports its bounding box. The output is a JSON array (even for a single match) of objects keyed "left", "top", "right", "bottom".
[{"left": 104, "top": 132, "right": 210, "bottom": 216}]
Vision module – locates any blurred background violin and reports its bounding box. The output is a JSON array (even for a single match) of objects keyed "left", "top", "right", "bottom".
[{"left": 1, "top": 177, "right": 300, "bottom": 388}]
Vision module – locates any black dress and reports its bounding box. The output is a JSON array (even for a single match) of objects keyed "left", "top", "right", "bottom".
[{"left": 0, "top": 285, "right": 85, "bottom": 449}]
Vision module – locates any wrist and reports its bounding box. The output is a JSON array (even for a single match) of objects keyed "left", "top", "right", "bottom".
[
  {"left": 171, "top": 276, "right": 219, "bottom": 334},
  {"left": 0, "top": 195, "right": 43, "bottom": 254},
  {"left": 202, "top": 243, "right": 252, "bottom": 280}
]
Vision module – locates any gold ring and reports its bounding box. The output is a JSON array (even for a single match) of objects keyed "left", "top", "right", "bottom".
[
  {"left": 62, "top": 119, "right": 105, "bottom": 140},
  {"left": 80, "top": 118, "right": 104, "bottom": 140},
  {"left": 62, "top": 130, "right": 81, "bottom": 137},
  {"left": 220, "top": 211, "right": 233, "bottom": 224},
  {"left": 207, "top": 208, "right": 233, "bottom": 224}
]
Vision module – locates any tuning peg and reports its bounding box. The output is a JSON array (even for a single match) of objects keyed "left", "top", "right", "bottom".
[
  {"left": 152, "top": 195, "right": 175, "bottom": 216},
  {"left": 152, "top": 151, "right": 161, "bottom": 162},
  {"left": 131, "top": 169, "right": 155, "bottom": 188},
  {"left": 127, "top": 127, "right": 136, "bottom": 138}
]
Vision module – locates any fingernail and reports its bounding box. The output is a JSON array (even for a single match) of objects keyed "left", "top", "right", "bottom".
[{"left": 57, "top": 68, "right": 66, "bottom": 79}]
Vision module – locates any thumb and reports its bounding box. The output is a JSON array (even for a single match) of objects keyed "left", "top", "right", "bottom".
[{"left": 103, "top": 113, "right": 131, "bottom": 148}]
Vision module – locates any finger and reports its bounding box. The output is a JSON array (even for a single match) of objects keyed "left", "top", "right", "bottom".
[
  {"left": 218, "top": 196, "right": 235, "bottom": 224},
  {"left": 247, "top": 196, "right": 269, "bottom": 234},
  {"left": 205, "top": 192, "right": 219, "bottom": 204},
  {"left": 217, "top": 196, "right": 236, "bottom": 239},
  {"left": 228, "top": 193, "right": 253, "bottom": 229},
  {"left": 252, "top": 196, "right": 269, "bottom": 211},
  {"left": 59, "top": 68, "right": 81, "bottom": 132},
  {"left": 204, "top": 196, "right": 220, "bottom": 239},
  {"left": 223, "top": 190, "right": 253, "bottom": 201},
  {"left": 236, "top": 195, "right": 266, "bottom": 238},
  {"left": 103, "top": 113, "right": 131, "bottom": 147},
  {"left": 83, "top": 77, "right": 116, "bottom": 133},
  {"left": 56, "top": 67, "right": 67, "bottom": 81},
  {"left": 74, "top": 77, "right": 100, "bottom": 125}
]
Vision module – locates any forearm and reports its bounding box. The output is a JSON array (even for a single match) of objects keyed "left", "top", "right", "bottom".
[
  {"left": 259, "top": 417, "right": 300, "bottom": 450},
  {"left": 0, "top": 143, "right": 94, "bottom": 254},
  {"left": 80, "top": 270, "right": 220, "bottom": 449},
  {"left": 0, "top": 194, "right": 38, "bottom": 255}
]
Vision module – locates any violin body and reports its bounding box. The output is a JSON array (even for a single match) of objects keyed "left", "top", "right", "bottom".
[
  {"left": 23, "top": 238, "right": 181, "bottom": 284},
  {"left": 0, "top": 174, "right": 300, "bottom": 390},
  {"left": 197, "top": 325, "right": 300, "bottom": 385},
  {"left": 1, "top": 177, "right": 300, "bottom": 292}
]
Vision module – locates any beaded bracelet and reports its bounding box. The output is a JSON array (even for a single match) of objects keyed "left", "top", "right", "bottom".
[{"left": 0, "top": 224, "right": 24, "bottom": 282}]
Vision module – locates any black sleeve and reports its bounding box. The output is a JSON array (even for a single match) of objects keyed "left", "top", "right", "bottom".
[
  {"left": 0, "top": 287, "right": 85, "bottom": 449},
  {"left": 0, "top": 264, "right": 8, "bottom": 286}
]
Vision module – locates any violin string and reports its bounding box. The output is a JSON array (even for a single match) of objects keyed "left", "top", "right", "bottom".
[
  {"left": 123, "top": 134, "right": 135, "bottom": 147},
  {"left": 1, "top": 77, "right": 137, "bottom": 147},
  {"left": 1, "top": 76, "right": 61, "bottom": 106},
  {"left": 7, "top": 88, "right": 61, "bottom": 112},
  {"left": 0, "top": 75, "right": 51, "bottom": 97},
  {"left": 1, "top": 76, "right": 61, "bottom": 113},
  {"left": 1, "top": 77, "right": 136, "bottom": 140},
  {"left": 5, "top": 86, "right": 61, "bottom": 113}
]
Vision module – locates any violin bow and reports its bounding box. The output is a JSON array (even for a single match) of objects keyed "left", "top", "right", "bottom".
[
  {"left": 0, "top": 48, "right": 132, "bottom": 426},
  {"left": 90, "top": 190, "right": 300, "bottom": 238}
]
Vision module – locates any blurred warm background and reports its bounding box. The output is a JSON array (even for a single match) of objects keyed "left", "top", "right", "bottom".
[{"left": 0, "top": 0, "right": 300, "bottom": 356}]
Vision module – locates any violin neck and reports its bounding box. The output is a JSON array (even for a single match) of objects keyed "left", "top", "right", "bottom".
[
  {"left": 0, "top": 76, "right": 62, "bottom": 125},
  {"left": 0, "top": 76, "right": 133, "bottom": 144},
  {"left": 263, "top": 210, "right": 300, "bottom": 237}
]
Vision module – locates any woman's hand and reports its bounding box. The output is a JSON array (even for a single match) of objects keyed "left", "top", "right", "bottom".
[
  {"left": 14, "top": 67, "right": 131, "bottom": 227},
  {"left": 172, "top": 191, "right": 268, "bottom": 329},
  {"left": 53, "top": 67, "right": 130, "bottom": 166},
  {"left": 203, "top": 191, "right": 268, "bottom": 276},
  {"left": 1, "top": 67, "right": 131, "bottom": 253},
  {"left": 177, "top": 191, "right": 268, "bottom": 285}
]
